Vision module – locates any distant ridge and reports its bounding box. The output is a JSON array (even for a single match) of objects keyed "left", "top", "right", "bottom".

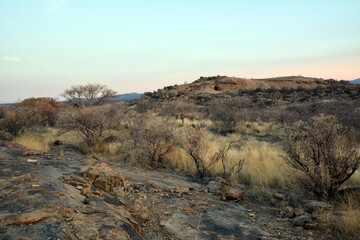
[
  {"left": 110, "top": 92, "right": 142, "bottom": 102},
  {"left": 348, "top": 78, "right": 360, "bottom": 84}
]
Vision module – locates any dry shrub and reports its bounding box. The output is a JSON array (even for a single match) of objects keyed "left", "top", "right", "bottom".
[
  {"left": 57, "top": 105, "right": 120, "bottom": 146},
  {"left": 180, "top": 127, "right": 245, "bottom": 178},
  {"left": 281, "top": 114, "right": 360, "bottom": 199},
  {"left": 162, "top": 100, "right": 197, "bottom": 124},
  {"left": 0, "top": 110, "right": 28, "bottom": 140},
  {"left": 18, "top": 97, "right": 63, "bottom": 127},
  {"left": 125, "top": 112, "right": 177, "bottom": 167}
]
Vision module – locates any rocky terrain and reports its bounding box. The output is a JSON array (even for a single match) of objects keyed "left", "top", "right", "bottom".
[
  {"left": 0, "top": 140, "right": 338, "bottom": 240},
  {"left": 143, "top": 76, "right": 353, "bottom": 101}
]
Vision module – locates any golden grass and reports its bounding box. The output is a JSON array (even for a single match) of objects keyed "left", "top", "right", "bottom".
[
  {"left": 235, "top": 138, "right": 294, "bottom": 189},
  {"left": 320, "top": 196, "right": 360, "bottom": 239},
  {"left": 15, "top": 131, "right": 53, "bottom": 152},
  {"left": 168, "top": 130, "right": 295, "bottom": 190}
]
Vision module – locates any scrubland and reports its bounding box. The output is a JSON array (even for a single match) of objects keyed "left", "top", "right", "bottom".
[{"left": 1, "top": 81, "right": 360, "bottom": 238}]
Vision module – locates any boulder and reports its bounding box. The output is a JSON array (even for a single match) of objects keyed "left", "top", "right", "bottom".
[
  {"left": 273, "top": 192, "right": 286, "bottom": 201},
  {"left": 294, "top": 208, "right": 305, "bottom": 217},
  {"left": 86, "top": 162, "right": 127, "bottom": 192},
  {"left": 293, "top": 214, "right": 315, "bottom": 229},
  {"left": 303, "top": 201, "right": 333, "bottom": 214},
  {"left": 205, "top": 181, "right": 223, "bottom": 194},
  {"left": 223, "top": 186, "right": 244, "bottom": 201},
  {"left": 281, "top": 206, "right": 295, "bottom": 218}
]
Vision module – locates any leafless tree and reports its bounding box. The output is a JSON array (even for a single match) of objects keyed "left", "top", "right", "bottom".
[
  {"left": 57, "top": 105, "right": 119, "bottom": 146},
  {"left": 62, "top": 84, "right": 117, "bottom": 107},
  {"left": 281, "top": 114, "right": 360, "bottom": 199}
]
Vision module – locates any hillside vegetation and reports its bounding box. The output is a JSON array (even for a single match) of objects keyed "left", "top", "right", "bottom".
[{"left": 1, "top": 77, "right": 360, "bottom": 239}]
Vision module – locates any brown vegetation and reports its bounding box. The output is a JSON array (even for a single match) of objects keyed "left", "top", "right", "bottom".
[{"left": 281, "top": 115, "right": 360, "bottom": 199}]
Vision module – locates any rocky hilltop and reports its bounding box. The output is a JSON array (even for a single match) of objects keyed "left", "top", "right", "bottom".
[{"left": 144, "top": 75, "right": 351, "bottom": 101}]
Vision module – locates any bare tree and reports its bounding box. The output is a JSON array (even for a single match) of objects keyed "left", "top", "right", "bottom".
[
  {"left": 57, "top": 105, "right": 119, "bottom": 146},
  {"left": 61, "top": 84, "right": 117, "bottom": 107},
  {"left": 281, "top": 114, "right": 360, "bottom": 199}
]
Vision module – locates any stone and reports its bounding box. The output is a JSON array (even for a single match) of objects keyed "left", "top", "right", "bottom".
[
  {"left": 86, "top": 162, "right": 127, "bottom": 192},
  {"left": 273, "top": 192, "right": 286, "bottom": 201},
  {"left": 215, "top": 176, "right": 230, "bottom": 186},
  {"left": 206, "top": 181, "right": 223, "bottom": 194},
  {"left": 27, "top": 159, "right": 38, "bottom": 163},
  {"left": 281, "top": 206, "right": 295, "bottom": 218},
  {"left": 81, "top": 185, "right": 91, "bottom": 196},
  {"left": 294, "top": 208, "right": 305, "bottom": 217},
  {"left": 303, "top": 201, "right": 333, "bottom": 214},
  {"left": 293, "top": 215, "right": 314, "bottom": 229},
  {"left": 223, "top": 187, "right": 244, "bottom": 201}
]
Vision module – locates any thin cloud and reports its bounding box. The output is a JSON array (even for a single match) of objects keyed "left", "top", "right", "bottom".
[
  {"left": 4, "top": 56, "right": 21, "bottom": 62},
  {"left": 45, "top": 0, "right": 67, "bottom": 12}
]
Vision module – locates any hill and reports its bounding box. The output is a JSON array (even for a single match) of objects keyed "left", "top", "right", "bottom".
[
  {"left": 144, "top": 75, "right": 352, "bottom": 101},
  {"left": 349, "top": 78, "right": 360, "bottom": 84},
  {"left": 110, "top": 92, "right": 142, "bottom": 102}
]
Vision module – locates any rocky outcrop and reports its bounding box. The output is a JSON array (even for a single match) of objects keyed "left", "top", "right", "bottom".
[{"left": 0, "top": 141, "right": 142, "bottom": 240}]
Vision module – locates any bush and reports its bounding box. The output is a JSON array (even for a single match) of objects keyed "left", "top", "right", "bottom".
[
  {"left": 208, "top": 97, "right": 251, "bottom": 134},
  {"left": 0, "top": 110, "right": 28, "bottom": 140},
  {"left": 125, "top": 112, "right": 176, "bottom": 167},
  {"left": 181, "top": 126, "right": 245, "bottom": 178},
  {"left": 162, "top": 100, "right": 197, "bottom": 124},
  {"left": 57, "top": 105, "right": 119, "bottom": 146},
  {"left": 281, "top": 114, "right": 360, "bottom": 199}
]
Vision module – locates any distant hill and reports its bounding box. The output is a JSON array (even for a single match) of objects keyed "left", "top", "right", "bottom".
[
  {"left": 110, "top": 92, "right": 142, "bottom": 102},
  {"left": 348, "top": 78, "right": 360, "bottom": 84},
  {"left": 144, "top": 75, "right": 352, "bottom": 101}
]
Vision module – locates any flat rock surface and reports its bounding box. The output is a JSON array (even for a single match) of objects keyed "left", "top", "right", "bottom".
[{"left": 0, "top": 141, "right": 331, "bottom": 239}]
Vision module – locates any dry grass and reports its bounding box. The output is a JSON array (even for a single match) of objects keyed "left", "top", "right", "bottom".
[
  {"left": 14, "top": 130, "right": 55, "bottom": 152},
  {"left": 320, "top": 196, "right": 360, "bottom": 239},
  {"left": 236, "top": 138, "right": 294, "bottom": 189},
  {"left": 167, "top": 130, "right": 295, "bottom": 190}
]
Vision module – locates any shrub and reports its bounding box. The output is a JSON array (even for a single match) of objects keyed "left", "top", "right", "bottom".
[
  {"left": 208, "top": 97, "right": 245, "bottom": 134},
  {"left": 0, "top": 110, "right": 28, "bottom": 140},
  {"left": 281, "top": 114, "right": 360, "bottom": 199},
  {"left": 162, "top": 100, "right": 197, "bottom": 124},
  {"left": 57, "top": 105, "right": 119, "bottom": 146},
  {"left": 125, "top": 112, "right": 176, "bottom": 167},
  {"left": 181, "top": 127, "right": 245, "bottom": 178}
]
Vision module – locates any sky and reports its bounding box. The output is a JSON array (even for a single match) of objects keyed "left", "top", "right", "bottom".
[{"left": 0, "top": 0, "right": 360, "bottom": 103}]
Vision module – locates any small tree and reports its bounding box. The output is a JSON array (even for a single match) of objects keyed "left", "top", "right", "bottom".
[
  {"left": 281, "top": 114, "right": 360, "bottom": 200},
  {"left": 62, "top": 84, "right": 117, "bottom": 107},
  {"left": 57, "top": 105, "right": 119, "bottom": 146}
]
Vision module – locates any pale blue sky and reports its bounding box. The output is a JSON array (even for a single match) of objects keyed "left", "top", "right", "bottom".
[{"left": 1, "top": 0, "right": 359, "bottom": 103}]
